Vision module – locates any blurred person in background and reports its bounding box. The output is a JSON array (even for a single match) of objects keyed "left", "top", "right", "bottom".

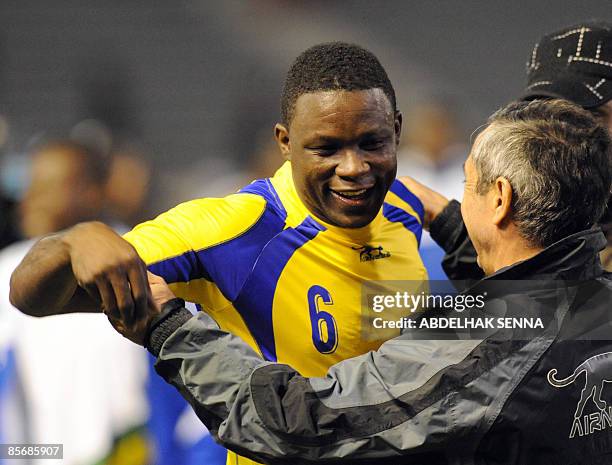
[
  {"left": 104, "top": 148, "right": 153, "bottom": 227},
  {"left": 396, "top": 99, "right": 467, "bottom": 279},
  {"left": 19, "top": 140, "right": 108, "bottom": 237},
  {"left": 0, "top": 140, "right": 150, "bottom": 465}
]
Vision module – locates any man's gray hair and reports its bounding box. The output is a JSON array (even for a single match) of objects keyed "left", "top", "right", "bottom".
[{"left": 471, "top": 99, "right": 611, "bottom": 248}]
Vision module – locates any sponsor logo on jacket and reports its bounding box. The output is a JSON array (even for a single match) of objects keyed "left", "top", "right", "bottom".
[{"left": 547, "top": 352, "right": 612, "bottom": 438}]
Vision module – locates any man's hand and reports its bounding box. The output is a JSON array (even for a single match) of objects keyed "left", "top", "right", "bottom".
[
  {"left": 62, "top": 221, "right": 151, "bottom": 323},
  {"left": 107, "top": 272, "right": 176, "bottom": 345},
  {"left": 398, "top": 177, "right": 450, "bottom": 230},
  {"left": 148, "top": 271, "right": 177, "bottom": 308}
]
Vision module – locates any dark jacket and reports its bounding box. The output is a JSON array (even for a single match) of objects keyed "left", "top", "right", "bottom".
[{"left": 150, "top": 226, "right": 612, "bottom": 464}]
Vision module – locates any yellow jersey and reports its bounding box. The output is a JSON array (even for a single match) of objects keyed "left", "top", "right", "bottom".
[{"left": 124, "top": 162, "right": 426, "bottom": 464}]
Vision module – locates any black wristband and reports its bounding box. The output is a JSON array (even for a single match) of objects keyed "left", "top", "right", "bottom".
[{"left": 145, "top": 298, "right": 192, "bottom": 357}]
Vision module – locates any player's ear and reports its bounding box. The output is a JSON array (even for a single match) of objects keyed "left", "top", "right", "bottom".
[
  {"left": 394, "top": 111, "right": 403, "bottom": 146},
  {"left": 274, "top": 123, "right": 291, "bottom": 161}
]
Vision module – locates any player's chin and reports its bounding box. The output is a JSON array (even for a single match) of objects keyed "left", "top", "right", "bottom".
[{"left": 327, "top": 199, "right": 382, "bottom": 228}]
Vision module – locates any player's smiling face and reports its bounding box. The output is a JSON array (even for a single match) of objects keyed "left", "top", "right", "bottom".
[{"left": 275, "top": 88, "right": 401, "bottom": 228}]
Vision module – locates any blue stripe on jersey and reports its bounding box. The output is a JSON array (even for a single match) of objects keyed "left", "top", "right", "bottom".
[
  {"left": 239, "top": 178, "right": 288, "bottom": 221},
  {"left": 196, "top": 206, "right": 285, "bottom": 300},
  {"left": 148, "top": 250, "right": 212, "bottom": 283},
  {"left": 382, "top": 203, "right": 423, "bottom": 245},
  {"left": 147, "top": 179, "right": 287, "bottom": 298},
  {"left": 232, "top": 216, "right": 326, "bottom": 362},
  {"left": 390, "top": 180, "right": 425, "bottom": 224},
  {"left": 147, "top": 203, "right": 286, "bottom": 301}
]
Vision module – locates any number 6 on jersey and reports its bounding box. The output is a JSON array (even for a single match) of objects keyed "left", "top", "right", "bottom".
[{"left": 308, "top": 285, "right": 338, "bottom": 354}]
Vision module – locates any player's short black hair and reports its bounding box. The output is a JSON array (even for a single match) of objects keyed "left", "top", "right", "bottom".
[{"left": 281, "top": 42, "right": 396, "bottom": 125}]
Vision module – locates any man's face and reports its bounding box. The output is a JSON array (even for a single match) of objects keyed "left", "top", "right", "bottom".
[
  {"left": 461, "top": 129, "right": 495, "bottom": 274},
  {"left": 277, "top": 89, "right": 400, "bottom": 228},
  {"left": 20, "top": 147, "right": 102, "bottom": 238}
]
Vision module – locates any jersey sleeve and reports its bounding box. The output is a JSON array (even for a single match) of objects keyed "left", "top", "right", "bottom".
[
  {"left": 123, "top": 193, "right": 268, "bottom": 305},
  {"left": 382, "top": 180, "right": 425, "bottom": 246},
  {"left": 386, "top": 180, "right": 425, "bottom": 224}
]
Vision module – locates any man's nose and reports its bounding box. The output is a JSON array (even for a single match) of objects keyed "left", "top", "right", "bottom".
[{"left": 335, "top": 149, "right": 370, "bottom": 179}]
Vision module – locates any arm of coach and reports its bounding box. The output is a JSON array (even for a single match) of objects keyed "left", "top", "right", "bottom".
[{"left": 144, "top": 298, "right": 551, "bottom": 464}]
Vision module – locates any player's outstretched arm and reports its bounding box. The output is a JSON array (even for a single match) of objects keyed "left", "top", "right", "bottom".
[{"left": 10, "top": 221, "right": 151, "bottom": 321}]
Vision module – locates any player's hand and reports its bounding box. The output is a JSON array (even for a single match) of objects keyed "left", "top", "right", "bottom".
[
  {"left": 107, "top": 272, "right": 175, "bottom": 346},
  {"left": 398, "top": 177, "right": 450, "bottom": 230},
  {"left": 62, "top": 221, "right": 151, "bottom": 324}
]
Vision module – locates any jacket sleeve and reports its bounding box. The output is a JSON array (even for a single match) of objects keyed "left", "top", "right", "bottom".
[
  {"left": 152, "top": 310, "right": 544, "bottom": 464},
  {"left": 429, "top": 200, "right": 484, "bottom": 282}
]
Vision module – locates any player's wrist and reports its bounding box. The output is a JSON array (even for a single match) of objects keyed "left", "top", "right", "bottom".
[
  {"left": 41, "top": 230, "right": 72, "bottom": 264},
  {"left": 62, "top": 221, "right": 105, "bottom": 254},
  {"left": 61, "top": 222, "right": 89, "bottom": 261}
]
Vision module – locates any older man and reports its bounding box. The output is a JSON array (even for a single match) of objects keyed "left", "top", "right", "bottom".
[{"left": 107, "top": 99, "right": 612, "bottom": 464}]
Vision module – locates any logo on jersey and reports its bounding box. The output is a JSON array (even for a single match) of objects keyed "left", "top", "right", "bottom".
[
  {"left": 352, "top": 244, "right": 391, "bottom": 262},
  {"left": 547, "top": 352, "right": 612, "bottom": 438}
]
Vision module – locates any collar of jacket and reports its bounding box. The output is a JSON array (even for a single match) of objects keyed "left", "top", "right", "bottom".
[{"left": 473, "top": 228, "right": 607, "bottom": 286}]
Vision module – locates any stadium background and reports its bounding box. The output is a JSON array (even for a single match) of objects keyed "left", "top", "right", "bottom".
[
  {"left": 0, "top": 0, "right": 609, "bottom": 211},
  {"left": 0, "top": 1, "right": 610, "bottom": 465}
]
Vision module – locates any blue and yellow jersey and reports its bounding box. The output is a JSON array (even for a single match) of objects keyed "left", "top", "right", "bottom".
[
  {"left": 125, "top": 162, "right": 426, "bottom": 464},
  {"left": 125, "top": 162, "right": 426, "bottom": 376}
]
